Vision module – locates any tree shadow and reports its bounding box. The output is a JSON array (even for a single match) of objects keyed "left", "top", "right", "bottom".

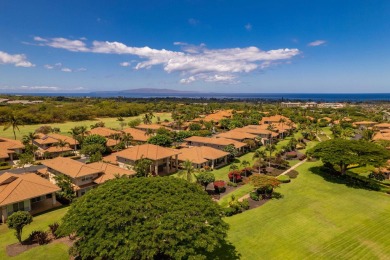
[
  {"left": 309, "top": 166, "right": 382, "bottom": 191},
  {"left": 206, "top": 240, "right": 241, "bottom": 259}
]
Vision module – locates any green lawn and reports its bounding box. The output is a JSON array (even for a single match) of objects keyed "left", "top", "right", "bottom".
[
  {"left": 322, "top": 126, "right": 333, "bottom": 139},
  {"left": 224, "top": 161, "right": 390, "bottom": 259},
  {"left": 1, "top": 112, "right": 172, "bottom": 140},
  {"left": 0, "top": 207, "right": 69, "bottom": 260}
]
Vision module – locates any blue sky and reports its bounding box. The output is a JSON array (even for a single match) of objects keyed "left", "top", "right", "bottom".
[{"left": 0, "top": 0, "right": 389, "bottom": 93}]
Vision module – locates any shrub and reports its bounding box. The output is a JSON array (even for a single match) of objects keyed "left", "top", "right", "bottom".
[
  {"left": 368, "top": 172, "right": 386, "bottom": 181},
  {"left": 227, "top": 181, "right": 238, "bottom": 187},
  {"left": 49, "top": 222, "right": 60, "bottom": 238},
  {"left": 240, "top": 199, "right": 250, "bottom": 210},
  {"left": 0, "top": 165, "right": 12, "bottom": 170},
  {"left": 28, "top": 230, "right": 50, "bottom": 245},
  {"left": 298, "top": 154, "right": 307, "bottom": 161},
  {"left": 213, "top": 180, "right": 226, "bottom": 193},
  {"left": 0, "top": 161, "right": 8, "bottom": 166},
  {"left": 62, "top": 151, "right": 75, "bottom": 157},
  {"left": 277, "top": 175, "right": 291, "bottom": 183},
  {"left": 223, "top": 207, "right": 237, "bottom": 217},
  {"left": 286, "top": 170, "right": 299, "bottom": 179},
  {"left": 228, "top": 171, "right": 242, "bottom": 183},
  {"left": 250, "top": 192, "right": 260, "bottom": 201},
  {"left": 286, "top": 151, "right": 297, "bottom": 159}
]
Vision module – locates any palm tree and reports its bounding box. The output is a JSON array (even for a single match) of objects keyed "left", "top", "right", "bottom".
[
  {"left": 56, "top": 140, "right": 69, "bottom": 156},
  {"left": 279, "top": 118, "right": 286, "bottom": 138},
  {"left": 22, "top": 132, "right": 38, "bottom": 161},
  {"left": 229, "top": 164, "right": 239, "bottom": 183},
  {"left": 265, "top": 144, "right": 276, "bottom": 167},
  {"left": 3, "top": 113, "right": 23, "bottom": 140},
  {"left": 121, "top": 133, "right": 133, "bottom": 148},
  {"left": 111, "top": 133, "right": 122, "bottom": 145},
  {"left": 78, "top": 126, "right": 88, "bottom": 143},
  {"left": 253, "top": 149, "right": 266, "bottom": 173},
  {"left": 240, "top": 160, "right": 250, "bottom": 177},
  {"left": 68, "top": 127, "right": 81, "bottom": 151},
  {"left": 178, "top": 160, "right": 197, "bottom": 182}
]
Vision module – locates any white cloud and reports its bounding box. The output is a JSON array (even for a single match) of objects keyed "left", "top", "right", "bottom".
[
  {"left": 308, "top": 40, "right": 326, "bottom": 47},
  {"left": 120, "top": 62, "right": 131, "bottom": 67},
  {"left": 34, "top": 37, "right": 300, "bottom": 84},
  {"left": 0, "top": 85, "right": 88, "bottom": 92},
  {"left": 245, "top": 23, "right": 252, "bottom": 31},
  {"left": 0, "top": 85, "right": 59, "bottom": 91},
  {"left": 36, "top": 37, "right": 89, "bottom": 52},
  {"left": 44, "top": 62, "right": 85, "bottom": 72},
  {"left": 61, "top": 67, "right": 72, "bottom": 72},
  {"left": 180, "top": 76, "right": 196, "bottom": 84},
  {"left": 0, "top": 51, "right": 35, "bottom": 67}
]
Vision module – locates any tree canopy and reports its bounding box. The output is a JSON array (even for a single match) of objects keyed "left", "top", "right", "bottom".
[
  {"left": 147, "top": 134, "right": 173, "bottom": 147},
  {"left": 308, "top": 139, "right": 390, "bottom": 174},
  {"left": 7, "top": 211, "right": 33, "bottom": 244},
  {"left": 58, "top": 177, "right": 228, "bottom": 259}
]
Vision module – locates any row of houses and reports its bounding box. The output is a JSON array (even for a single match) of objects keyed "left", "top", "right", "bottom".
[{"left": 0, "top": 113, "right": 295, "bottom": 222}]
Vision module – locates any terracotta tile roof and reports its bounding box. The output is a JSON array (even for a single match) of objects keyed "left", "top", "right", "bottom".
[
  {"left": 0, "top": 138, "right": 24, "bottom": 159},
  {"left": 373, "top": 132, "right": 390, "bottom": 141},
  {"left": 236, "top": 126, "right": 274, "bottom": 135},
  {"left": 322, "top": 117, "right": 332, "bottom": 122},
  {"left": 34, "top": 133, "right": 78, "bottom": 145},
  {"left": 260, "top": 115, "right": 291, "bottom": 124},
  {"left": 176, "top": 146, "right": 229, "bottom": 164},
  {"left": 184, "top": 136, "right": 247, "bottom": 149},
  {"left": 102, "top": 153, "right": 119, "bottom": 164},
  {"left": 88, "top": 162, "right": 136, "bottom": 184},
  {"left": 40, "top": 146, "right": 73, "bottom": 154},
  {"left": 135, "top": 124, "right": 172, "bottom": 131},
  {"left": 354, "top": 121, "right": 377, "bottom": 125},
  {"left": 122, "top": 128, "right": 149, "bottom": 142},
  {"left": 214, "top": 130, "right": 258, "bottom": 141},
  {"left": 193, "top": 110, "right": 234, "bottom": 122},
  {"left": 0, "top": 137, "right": 24, "bottom": 150},
  {"left": 106, "top": 138, "right": 118, "bottom": 147},
  {"left": 87, "top": 127, "right": 122, "bottom": 137},
  {"left": 0, "top": 172, "right": 60, "bottom": 206},
  {"left": 115, "top": 144, "right": 180, "bottom": 161},
  {"left": 375, "top": 123, "right": 390, "bottom": 128},
  {"left": 41, "top": 157, "right": 102, "bottom": 178}
]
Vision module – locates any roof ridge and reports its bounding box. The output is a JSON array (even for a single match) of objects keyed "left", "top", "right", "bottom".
[{"left": 0, "top": 178, "right": 22, "bottom": 204}]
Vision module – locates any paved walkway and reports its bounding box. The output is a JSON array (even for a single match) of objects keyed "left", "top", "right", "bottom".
[{"left": 238, "top": 159, "right": 307, "bottom": 202}]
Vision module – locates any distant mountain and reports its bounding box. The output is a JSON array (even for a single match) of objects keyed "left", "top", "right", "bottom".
[{"left": 92, "top": 88, "right": 200, "bottom": 94}]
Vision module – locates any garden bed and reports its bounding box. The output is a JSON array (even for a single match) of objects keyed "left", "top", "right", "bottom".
[{"left": 6, "top": 236, "right": 73, "bottom": 257}]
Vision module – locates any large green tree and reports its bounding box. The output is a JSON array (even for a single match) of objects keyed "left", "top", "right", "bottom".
[
  {"left": 58, "top": 177, "right": 228, "bottom": 259},
  {"left": 147, "top": 134, "right": 172, "bottom": 147},
  {"left": 308, "top": 139, "right": 390, "bottom": 174}
]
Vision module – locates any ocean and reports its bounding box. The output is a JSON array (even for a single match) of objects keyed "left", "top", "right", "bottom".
[{"left": 5, "top": 92, "right": 390, "bottom": 102}]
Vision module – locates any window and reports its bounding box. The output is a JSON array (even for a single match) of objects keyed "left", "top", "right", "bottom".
[
  {"left": 46, "top": 194, "right": 53, "bottom": 199},
  {"left": 13, "top": 202, "right": 25, "bottom": 212},
  {"left": 81, "top": 176, "right": 94, "bottom": 182},
  {"left": 31, "top": 196, "right": 42, "bottom": 203}
]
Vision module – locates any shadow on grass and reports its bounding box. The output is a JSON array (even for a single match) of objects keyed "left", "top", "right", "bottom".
[
  {"left": 309, "top": 166, "right": 383, "bottom": 191},
  {"left": 205, "top": 239, "right": 241, "bottom": 260}
]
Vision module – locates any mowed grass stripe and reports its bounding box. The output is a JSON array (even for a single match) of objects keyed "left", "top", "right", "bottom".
[{"left": 224, "top": 161, "right": 390, "bottom": 259}]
